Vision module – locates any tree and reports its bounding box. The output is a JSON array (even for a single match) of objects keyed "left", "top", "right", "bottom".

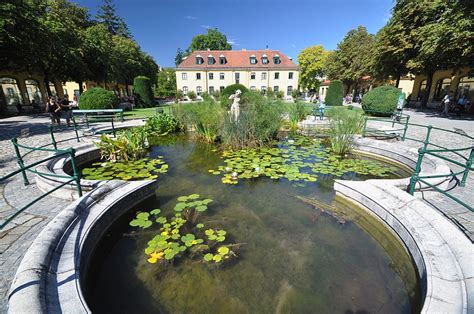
[
  {"left": 325, "top": 80, "right": 344, "bottom": 106},
  {"left": 189, "top": 28, "right": 232, "bottom": 51},
  {"left": 324, "top": 26, "right": 375, "bottom": 95},
  {"left": 133, "top": 76, "right": 154, "bottom": 107},
  {"left": 96, "top": 0, "right": 131, "bottom": 38},
  {"left": 297, "top": 45, "right": 329, "bottom": 91},
  {"left": 155, "top": 69, "right": 177, "bottom": 98},
  {"left": 175, "top": 48, "right": 186, "bottom": 66},
  {"left": 82, "top": 24, "right": 114, "bottom": 86},
  {"left": 381, "top": 0, "right": 474, "bottom": 107}
]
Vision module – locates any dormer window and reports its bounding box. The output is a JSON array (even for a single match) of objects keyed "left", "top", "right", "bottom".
[
  {"left": 250, "top": 54, "right": 257, "bottom": 64},
  {"left": 262, "top": 54, "right": 268, "bottom": 64},
  {"left": 195, "top": 54, "right": 203, "bottom": 65},
  {"left": 219, "top": 54, "right": 226, "bottom": 65},
  {"left": 273, "top": 54, "right": 281, "bottom": 64},
  {"left": 208, "top": 54, "right": 215, "bottom": 65}
]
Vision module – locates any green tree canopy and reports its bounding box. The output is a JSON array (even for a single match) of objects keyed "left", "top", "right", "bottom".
[
  {"left": 96, "top": 0, "right": 131, "bottom": 38},
  {"left": 155, "top": 69, "right": 177, "bottom": 98},
  {"left": 189, "top": 28, "right": 232, "bottom": 51},
  {"left": 324, "top": 26, "right": 375, "bottom": 93},
  {"left": 297, "top": 45, "right": 329, "bottom": 91}
]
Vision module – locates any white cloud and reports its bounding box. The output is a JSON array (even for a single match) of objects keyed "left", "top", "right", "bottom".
[
  {"left": 291, "top": 44, "right": 296, "bottom": 48},
  {"left": 227, "top": 39, "right": 239, "bottom": 46},
  {"left": 184, "top": 15, "right": 198, "bottom": 20},
  {"left": 200, "top": 25, "right": 211, "bottom": 29}
]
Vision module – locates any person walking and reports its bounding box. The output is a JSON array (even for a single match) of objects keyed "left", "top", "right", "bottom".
[
  {"left": 45, "top": 97, "right": 61, "bottom": 125},
  {"left": 60, "top": 95, "right": 72, "bottom": 127},
  {"left": 441, "top": 91, "right": 453, "bottom": 117}
]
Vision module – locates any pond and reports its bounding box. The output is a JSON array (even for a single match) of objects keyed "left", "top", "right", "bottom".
[{"left": 84, "top": 134, "right": 421, "bottom": 313}]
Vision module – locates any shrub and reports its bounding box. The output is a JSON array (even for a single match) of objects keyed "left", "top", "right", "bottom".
[
  {"left": 200, "top": 91, "right": 212, "bottom": 102},
  {"left": 79, "top": 87, "right": 117, "bottom": 110},
  {"left": 187, "top": 91, "right": 197, "bottom": 100},
  {"left": 133, "top": 76, "right": 154, "bottom": 107},
  {"left": 325, "top": 80, "right": 343, "bottom": 106},
  {"left": 144, "top": 113, "right": 180, "bottom": 136},
  {"left": 96, "top": 127, "right": 149, "bottom": 162},
  {"left": 327, "top": 109, "right": 364, "bottom": 156},
  {"left": 266, "top": 87, "right": 275, "bottom": 99},
  {"left": 276, "top": 91, "right": 285, "bottom": 99},
  {"left": 212, "top": 90, "right": 221, "bottom": 101},
  {"left": 361, "top": 85, "right": 401, "bottom": 116},
  {"left": 175, "top": 89, "right": 183, "bottom": 103},
  {"left": 220, "top": 84, "right": 248, "bottom": 107}
]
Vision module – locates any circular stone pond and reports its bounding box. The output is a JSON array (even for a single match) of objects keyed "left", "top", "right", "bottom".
[{"left": 83, "top": 134, "right": 421, "bottom": 313}]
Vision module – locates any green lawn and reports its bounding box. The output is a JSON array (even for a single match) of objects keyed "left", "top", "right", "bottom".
[{"left": 123, "top": 106, "right": 172, "bottom": 119}]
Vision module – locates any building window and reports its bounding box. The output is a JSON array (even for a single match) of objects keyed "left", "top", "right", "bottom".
[
  {"left": 182, "top": 86, "right": 188, "bottom": 94},
  {"left": 287, "top": 86, "right": 293, "bottom": 96},
  {"left": 220, "top": 86, "right": 225, "bottom": 92},
  {"left": 182, "top": 73, "right": 187, "bottom": 80},
  {"left": 251, "top": 72, "right": 256, "bottom": 80},
  {"left": 195, "top": 55, "right": 203, "bottom": 64},
  {"left": 196, "top": 86, "right": 202, "bottom": 95},
  {"left": 208, "top": 55, "right": 214, "bottom": 65},
  {"left": 273, "top": 55, "right": 281, "bottom": 64},
  {"left": 220, "top": 73, "right": 225, "bottom": 80},
  {"left": 1, "top": 77, "right": 23, "bottom": 106},
  {"left": 25, "top": 79, "right": 42, "bottom": 104},
  {"left": 196, "top": 73, "right": 201, "bottom": 80},
  {"left": 274, "top": 86, "right": 279, "bottom": 93},
  {"left": 209, "top": 86, "right": 214, "bottom": 94},
  {"left": 433, "top": 78, "right": 451, "bottom": 101},
  {"left": 289, "top": 72, "right": 294, "bottom": 79},
  {"left": 274, "top": 72, "right": 279, "bottom": 80},
  {"left": 262, "top": 54, "right": 268, "bottom": 64},
  {"left": 262, "top": 72, "right": 267, "bottom": 80},
  {"left": 209, "top": 73, "right": 214, "bottom": 80},
  {"left": 219, "top": 55, "right": 226, "bottom": 65},
  {"left": 250, "top": 86, "right": 256, "bottom": 91},
  {"left": 456, "top": 76, "right": 474, "bottom": 103},
  {"left": 235, "top": 73, "right": 240, "bottom": 84},
  {"left": 250, "top": 55, "right": 257, "bottom": 64},
  {"left": 261, "top": 86, "right": 267, "bottom": 95}
]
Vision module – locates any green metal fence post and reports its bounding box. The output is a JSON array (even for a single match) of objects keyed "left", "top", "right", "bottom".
[
  {"left": 111, "top": 118, "right": 116, "bottom": 137},
  {"left": 460, "top": 148, "right": 473, "bottom": 187},
  {"left": 85, "top": 113, "right": 89, "bottom": 128},
  {"left": 69, "top": 148, "right": 83, "bottom": 197},
  {"left": 362, "top": 116, "right": 368, "bottom": 137},
  {"left": 120, "top": 110, "right": 124, "bottom": 122},
  {"left": 49, "top": 126, "right": 57, "bottom": 150},
  {"left": 11, "top": 138, "right": 30, "bottom": 186},
  {"left": 409, "top": 147, "right": 425, "bottom": 194},
  {"left": 401, "top": 115, "right": 410, "bottom": 141},
  {"left": 72, "top": 116, "right": 80, "bottom": 142},
  {"left": 424, "top": 125, "right": 433, "bottom": 149}
]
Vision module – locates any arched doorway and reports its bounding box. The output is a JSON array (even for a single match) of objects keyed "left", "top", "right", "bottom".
[
  {"left": 417, "top": 80, "right": 427, "bottom": 101},
  {"left": 433, "top": 78, "right": 451, "bottom": 101},
  {"left": 0, "top": 77, "right": 23, "bottom": 106},
  {"left": 25, "top": 79, "right": 43, "bottom": 104},
  {"left": 456, "top": 76, "right": 474, "bottom": 103},
  {"left": 49, "top": 82, "right": 58, "bottom": 97}
]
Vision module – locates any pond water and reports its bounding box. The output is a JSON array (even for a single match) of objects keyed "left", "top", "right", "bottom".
[{"left": 84, "top": 135, "right": 421, "bottom": 313}]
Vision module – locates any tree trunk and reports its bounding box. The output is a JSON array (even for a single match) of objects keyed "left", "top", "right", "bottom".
[
  {"left": 78, "top": 81, "right": 84, "bottom": 94},
  {"left": 0, "top": 86, "right": 8, "bottom": 116},
  {"left": 395, "top": 73, "right": 401, "bottom": 88},
  {"left": 421, "top": 71, "right": 434, "bottom": 108},
  {"left": 44, "top": 76, "right": 52, "bottom": 97},
  {"left": 125, "top": 83, "right": 130, "bottom": 96}
]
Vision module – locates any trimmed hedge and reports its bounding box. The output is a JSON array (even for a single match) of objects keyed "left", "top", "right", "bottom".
[
  {"left": 78, "top": 87, "right": 117, "bottom": 110},
  {"left": 220, "top": 84, "right": 248, "bottom": 107},
  {"left": 133, "top": 76, "right": 154, "bottom": 107},
  {"left": 361, "top": 85, "right": 401, "bottom": 116},
  {"left": 325, "top": 80, "right": 343, "bottom": 106}
]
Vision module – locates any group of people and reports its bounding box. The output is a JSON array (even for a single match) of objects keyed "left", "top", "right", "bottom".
[
  {"left": 441, "top": 92, "right": 470, "bottom": 117},
  {"left": 45, "top": 95, "right": 73, "bottom": 127}
]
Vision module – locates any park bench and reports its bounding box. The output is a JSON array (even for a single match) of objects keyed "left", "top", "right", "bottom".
[{"left": 72, "top": 109, "right": 124, "bottom": 127}]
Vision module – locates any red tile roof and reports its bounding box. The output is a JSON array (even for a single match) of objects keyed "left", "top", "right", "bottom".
[{"left": 177, "top": 49, "right": 299, "bottom": 70}]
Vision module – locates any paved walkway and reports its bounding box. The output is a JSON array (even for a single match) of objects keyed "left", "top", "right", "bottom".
[{"left": 0, "top": 110, "right": 473, "bottom": 311}]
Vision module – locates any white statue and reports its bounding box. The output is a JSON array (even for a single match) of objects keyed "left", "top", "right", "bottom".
[{"left": 229, "top": 89, "right": 241, "bottom": 122}]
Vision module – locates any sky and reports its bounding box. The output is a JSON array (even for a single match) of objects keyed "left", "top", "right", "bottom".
[{"left": 72, "top": 0, "right": 394, "bottom": 68}]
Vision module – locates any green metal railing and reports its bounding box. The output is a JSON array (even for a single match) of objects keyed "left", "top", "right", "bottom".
[
  {"left": 0, "top": 140, "right": 82, "bottom": 230},
  {"left": 0, "top": 115, "right": 121, "bottom": 230},
  {"left": 362, "top": 114, "right": 474, "bottom": 212}
]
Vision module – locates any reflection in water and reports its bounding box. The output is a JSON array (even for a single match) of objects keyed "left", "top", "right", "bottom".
[{"left": 85, "top": 135, "right": 421, "bottom": 314}]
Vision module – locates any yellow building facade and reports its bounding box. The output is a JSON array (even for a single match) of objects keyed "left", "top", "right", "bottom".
[{"left": 408, "top": 68, "right": 473, "bottom": 109}]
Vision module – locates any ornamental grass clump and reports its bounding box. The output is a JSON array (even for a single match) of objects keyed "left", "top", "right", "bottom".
[
  {"left": 327, "top": 109, "right": 364, "bottom": 156},
  {"left": 178, "top": 100, "right": 224, "bottom": 142}
]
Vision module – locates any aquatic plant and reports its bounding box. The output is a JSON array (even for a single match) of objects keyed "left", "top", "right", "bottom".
[
  {"left": 143, "top": 113, "right": 180, "bottom": 136},
  {"left": 327, "top": 109, "right": 364, "bottom": 156},
  {"left": 82, "top": 157, "right": 168, "bottom": 181},
  {"left": 96, "top": 127, "right": 149, "bottom": 162},
  {"left": 209, "top": 135, "right": 397, "bottom": 185},
  {"left": 179, "top": 100, "right": 224, "bottom": 142},
  {"left": 129, "top": 195, "right": 237, "bottom": 265}
]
